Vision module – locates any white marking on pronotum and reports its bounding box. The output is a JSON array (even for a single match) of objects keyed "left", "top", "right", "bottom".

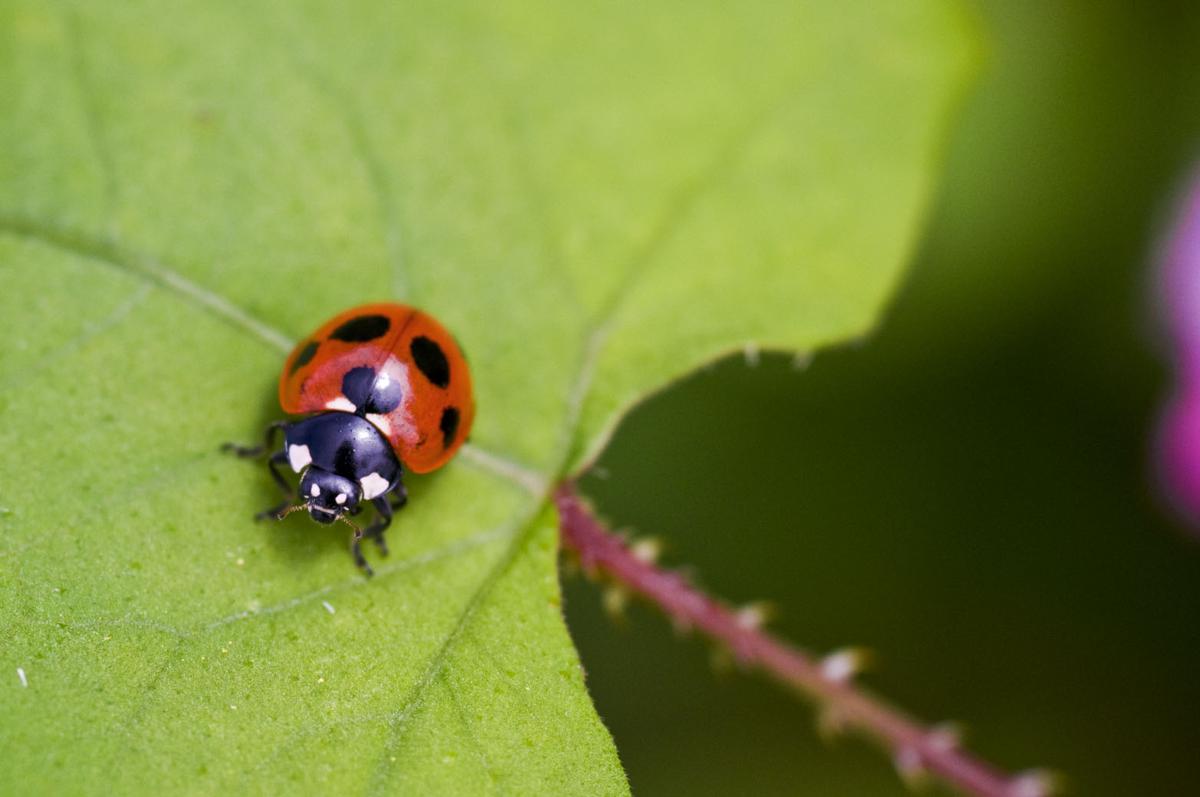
[
  {"left": 360, "top": 472, "right": 389, "bottom": 500},
  {"left": 287, "top": 444, "right": 312, "bottom": 472},
  {"left": 310, "top": 483, "right": 321, "bottom": 497},
  {"left": 365, "top": 413, "right": 392, "bottom": 437},
  {"left": 16, "top": 668, "right": 27, "bottom": 688},
  {"left": 322, "top": 601, "right": 336, "bottom": 615},
  {"left": 743, "top": 342, "right": 760, "bottom": 366},
  {"left": 325, "top": 396, "right": 356, "bottom": 413},
  {"left": 335, "top": 493, "right": 347, "bottom": 505}
]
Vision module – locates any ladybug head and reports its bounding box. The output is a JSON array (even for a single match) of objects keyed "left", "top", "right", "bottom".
[{"left": 297, "top": 467, "right": 362, "bottom": 525}]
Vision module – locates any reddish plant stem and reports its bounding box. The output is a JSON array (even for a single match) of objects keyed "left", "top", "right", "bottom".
[{"left": 554, "top": 482, "right": 1046, "bottom": 797}]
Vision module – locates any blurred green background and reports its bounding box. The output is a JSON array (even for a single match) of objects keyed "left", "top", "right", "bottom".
[{"left": 565, "top": 2, "right": 1200, "bottom": 795}]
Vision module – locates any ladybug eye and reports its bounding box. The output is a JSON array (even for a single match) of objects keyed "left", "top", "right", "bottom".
[
  {"left": 335, "top": 493, "right": 347, "bottom": 505},
  {"left": 310, "top": 484, "right": 320, "bottom": 497}
]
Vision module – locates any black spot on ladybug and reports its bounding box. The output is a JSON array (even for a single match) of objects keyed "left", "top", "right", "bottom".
[
  {"left": 439, "top": 406, "right": 460, "bottom": 449},
  {"left": 341, "top": 367, "right": 375, "bottom": 410},
  {"left": 410, "top": 336, "right": 450, "bottom": 388},
  {"left": 341, "top": 366, "right": 404, "bottom": 415},
  {"left": 330, "top": 314, "right": 390, "bottom": 342},
  {"left": 289, "top": 340, "right": 319, "bottom": 375},
  {"left": 367, "top": 378, "right": 404, "bottom": 414}
]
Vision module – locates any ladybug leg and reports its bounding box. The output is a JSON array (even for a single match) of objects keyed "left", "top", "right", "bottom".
[
  {"left": 254, "top": 501, "right": 291, "bottom": 522},
  {"left": 222, "top": 421, "right": 287, "bottom": 459},
  {"left": 362, "top": 496, "right": 394, "bottom": 557},
  {"left": 224, "top": 423, "right": 296, "bottom": 520},
  {"left": 389, "top": 483, "right": 409, "bottom": 512},
  {"left": 350, "top": 528, "right": 373, "bottom": 577},
  {"left": 253, "top": 452, "right": 295, "bottom": 521},
  {"left": 264, "top": 450, "right": 292, "bottom": 495}
]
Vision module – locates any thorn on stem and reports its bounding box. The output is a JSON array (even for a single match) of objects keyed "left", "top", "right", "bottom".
[
  {"left": 928, "top": 722, "right": 963, "bottom": 753},
  {"left": 629, "top": 537, "right": 662, "bottom": 565},
  {"left": 820, "top": 647, "right": 870, "bottom": 684},
  {"left": 734, "top": 601, "right": 774, "bottom": 630},
  {"left": 1008, "top": 770, "right": 1059, "bottom": 797}
]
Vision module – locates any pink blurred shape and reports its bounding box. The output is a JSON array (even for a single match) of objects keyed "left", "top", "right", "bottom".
[{"left": 1157, "top": 168, "right": 1200, "bottom": 526}]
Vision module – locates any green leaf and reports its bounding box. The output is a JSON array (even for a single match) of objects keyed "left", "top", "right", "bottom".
[{"left": 0, "top": 0, "right": 974, "bottom": 793}]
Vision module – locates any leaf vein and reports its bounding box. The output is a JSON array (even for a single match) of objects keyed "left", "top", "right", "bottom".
[
  {"left": 444, "top": 667, "right": 504, "bottom": 795},
  {"left": 230, "top": 514, "right": 533, "bottom": 784},
  {"left": 364, "top": 510, "right": 542, "bottom": 794},
  {"left": 9, "top": 527, "right": 507, "bottom": 646},
  {"left": 553, "top": 95, "right": 785, "bottom": 473},
  {"left": 202, "top": 523, "right": 514, "bottom": 632},
  {"left": 0, "top": 213, "right": 295, "bottom": 353},
  {"left": 0, "top": 283, "right": 150, "bottom": 391}
]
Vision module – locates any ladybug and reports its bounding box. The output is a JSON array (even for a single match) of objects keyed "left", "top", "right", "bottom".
[{"left": 224, "top": 303, "right": 474, "bottom": 575}]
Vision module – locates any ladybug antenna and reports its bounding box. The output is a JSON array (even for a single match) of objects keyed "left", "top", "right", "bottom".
[
  {"left": 274, "top": 503, "right": 309, "bottom": 520},
  {"left": 336, "top": 513, "right": 363, "bottom": 537},
  {"left": 273, "top": 501, "right": 357, "bottom": 532},
  {"left": 272, "top": 503, "right": 361, "bottom": 534}
]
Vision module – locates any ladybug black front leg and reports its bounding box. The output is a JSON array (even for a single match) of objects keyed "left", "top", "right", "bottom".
[
  {"left": 221, "top": 420, "right": 287, "bottom": 459},
  {"left": 350, "top": 528, "right": 372, "bottom": 577},
  {"left": 254, "top": 452, "right": 295, "bottom": 520},
  {"left": 221, "top": 424, "right": 296, "bottom": 520},
  {"left": 390, "top": 483, "right": 408, "bottom": 512},
  {"left": 362, "top": 495, "right": 395, "bottom": 557},
  {"left": 262, "top": 450, "right": 292, "bottom": 497}
]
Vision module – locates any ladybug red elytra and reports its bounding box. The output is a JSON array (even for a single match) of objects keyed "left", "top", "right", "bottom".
[{"left": 225, "top": 303, "right": 475, "bottom": 575}]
